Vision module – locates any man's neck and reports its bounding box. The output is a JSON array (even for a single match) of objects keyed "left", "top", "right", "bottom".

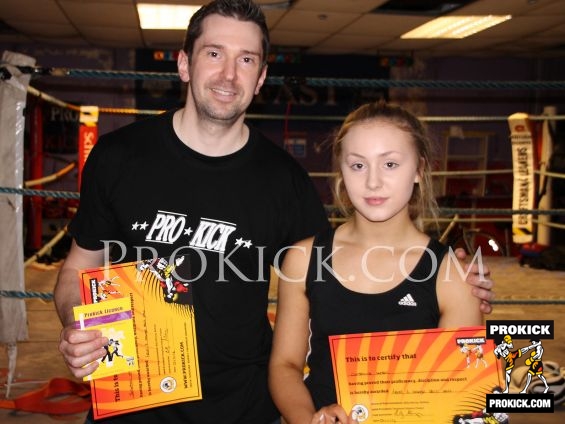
[{"left": 173, "top": 108, "right": 249, "bottom": 157}]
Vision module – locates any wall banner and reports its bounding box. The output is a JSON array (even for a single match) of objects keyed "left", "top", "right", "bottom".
[
  {"left": 508, "top": 113, "right": 535, "bottom": 244},
  {"left": 78, "top": 105, "right": 99, "bottom": 190}
]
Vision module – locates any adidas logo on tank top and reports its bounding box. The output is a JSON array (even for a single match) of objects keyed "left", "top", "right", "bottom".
[{"left": 398, "top": 293, "right": 417, "bottom": 307}]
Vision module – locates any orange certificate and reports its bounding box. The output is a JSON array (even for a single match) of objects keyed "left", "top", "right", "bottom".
[
  {"left": 79, "top": 256, "right": 202, "bottom": 419},
  {"left": 329, "top": 326, "right": 502, "bottom": 423}
]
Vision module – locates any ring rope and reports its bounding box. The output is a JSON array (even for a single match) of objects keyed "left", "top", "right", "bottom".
[
  {"left": 311, "top": 170, "right": 516, "bottom": 178},
  {"left": 435, "top": 169, "right": 513, "bottom": 177},
  {"left": 430, "top": 218, "right": 565, "bottom": 231},
  {"left": 439, "top": 208, "right": 565, "bottom": 216},
  {"left": 3, "top": 186, "right": 564, "bottom": 228},
  {"left": 5, "top": 63, "right": 565, "bottom": 120},
  {"left": 99, "top": 107, "right": 166, "bottom": 116},
  {"left": 26, "top": 85, "right": 81, "bottom": 112},
  {"left": 531, "top": 220, "right": 565, "bottom": 231},
  {"left": 309, "top": 169, "right": 563, "bottom": 179},
  {"left": 5, "top": 64, "right": 565, "bottom": 90},
  {"left": 2, "top": 290, "right": 565, "bottom": 305},
  {"left": 0, "top": 186, "right": 80, "bottom": 199},
  {"left": 3, "top": 186, "right": 565, "bottom": 218},
  {"left": 25, "top": 84, "right": 565, "bottom": 122},
  {"left": 24, "top": 162, "right": 76, "bottom": 188},
  {"left": 540, "top": 170, "right": 565, "bottom": 179},
  {"left": 434, "top": 218, "right": 513, "bottom": 223},
  {"left": 24, "top": 226, "right": 68, "bottom": 268},
  {"left": 269, "top": 77, "right": 565, "bottom": 90},
  {"left": 21, "top": 84, "right": 565, "bottom": 123},
  {"left": 0, "top": 290, "right": 53, "bottom": 301},
  {"left": 246, "top": 114, "right": 565, "bottom": 122}
]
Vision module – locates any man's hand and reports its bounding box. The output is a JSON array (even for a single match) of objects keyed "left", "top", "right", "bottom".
[
  {"left": 454, "top": 248, "right": 495, "bottom": 314},
  {"left": 59, "top": 326, "right": 108, "bottom": 379}
]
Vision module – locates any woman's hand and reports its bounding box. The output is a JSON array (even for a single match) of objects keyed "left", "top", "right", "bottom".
[{"left": 310, "top": 404, "right": 358, "bottom": 424}]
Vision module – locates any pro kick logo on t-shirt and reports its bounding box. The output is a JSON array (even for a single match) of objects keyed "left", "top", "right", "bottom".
[{"left": 132, "top": 210, "right": 247, "bottom": 254}]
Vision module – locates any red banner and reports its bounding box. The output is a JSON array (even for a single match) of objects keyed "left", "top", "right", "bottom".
[{"left": 78, "top": 106, "right": 99, "bottom": 190}]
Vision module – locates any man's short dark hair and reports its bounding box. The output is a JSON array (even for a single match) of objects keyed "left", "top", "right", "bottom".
[{"left": 182, "top": 0, "right": 270, "bottom": 64}]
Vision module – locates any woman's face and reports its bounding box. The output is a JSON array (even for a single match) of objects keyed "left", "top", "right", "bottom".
[{"left": 340, "top": 120, "right": 421, "bottom": 224}]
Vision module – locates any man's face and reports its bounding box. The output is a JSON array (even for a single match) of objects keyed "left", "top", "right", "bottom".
[{"left": 181, "top": 14, "right": 267, "bottom": 125}]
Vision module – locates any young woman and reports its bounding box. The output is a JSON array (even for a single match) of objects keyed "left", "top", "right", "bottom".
[{"left": 268, "top": 101, "right": 484, "bottom": 424}]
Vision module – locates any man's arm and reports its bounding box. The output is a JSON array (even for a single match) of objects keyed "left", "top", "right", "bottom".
[
  {"left": 454, "top": 248, "right": 495, "bottom": 314},
  {"left": 54, "top": 240, "right": 109, "bottom": 379}
]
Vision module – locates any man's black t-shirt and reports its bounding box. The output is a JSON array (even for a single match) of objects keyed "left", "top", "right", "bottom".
[{"left": 72, "top": 110, "right": 329, "bottom": 423}]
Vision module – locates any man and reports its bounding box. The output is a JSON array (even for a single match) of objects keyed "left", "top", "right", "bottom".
[{"left": 54, "top": 1, "right": 495, "bottom": 423}]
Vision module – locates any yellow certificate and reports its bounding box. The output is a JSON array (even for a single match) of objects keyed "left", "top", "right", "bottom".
[
  {"left": 79, "top": 256, "right": 202, "bottom": 419},
  {"left": 329, "top": 327, "right": 502, "bottom": 423}
]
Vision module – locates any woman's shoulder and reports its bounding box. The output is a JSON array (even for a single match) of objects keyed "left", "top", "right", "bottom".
[
  {"left": 282, "top": 232, "right": 331, "bottom": 267},
  {"left": 287, "top": 235, "right": 316, "bottom": 258},
  {"left": 276, "top": 236, "right": 316, "bottom": 284}
]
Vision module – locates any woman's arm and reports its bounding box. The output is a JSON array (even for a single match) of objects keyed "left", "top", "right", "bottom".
[
  {"left": 437, "top": 251, "right": 484, "bottom": 328},
  {"left": 269, "top": 238, "right": 318, "bottom": 423},
  {"left": 269, "top": 238, "right": 355, "bottom": 424}
]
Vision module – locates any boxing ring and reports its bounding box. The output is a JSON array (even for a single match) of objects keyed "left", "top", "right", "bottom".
[{"left": 1, "top": 51, "right": 565, "bottom": 414}]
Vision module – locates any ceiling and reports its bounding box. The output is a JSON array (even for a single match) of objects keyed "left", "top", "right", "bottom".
[{"left": 0, "top": 0, "right": 564, "bottom": 58}]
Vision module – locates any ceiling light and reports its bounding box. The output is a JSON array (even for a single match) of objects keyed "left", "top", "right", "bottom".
[
  {"left": 401, "top": 15, "right": 511, "bottom": 39},
  {"left": 137, "top": 3, "right": 202, "bottom": 30}
]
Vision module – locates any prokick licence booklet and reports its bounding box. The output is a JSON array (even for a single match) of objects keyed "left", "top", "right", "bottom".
[
  {"left": 73, "top": 297, "right": 139, "bottom": 381},
  {"left": 78, "top": 255, "right": 202, "bottom": 419}
]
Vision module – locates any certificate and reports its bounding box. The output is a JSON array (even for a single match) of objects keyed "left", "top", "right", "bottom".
[
  {"left": 79, "top": 256, "right": 202, "bottom": 419},
  {"left": 329, "top": 327, "right": 502, "bottom": 423}
]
